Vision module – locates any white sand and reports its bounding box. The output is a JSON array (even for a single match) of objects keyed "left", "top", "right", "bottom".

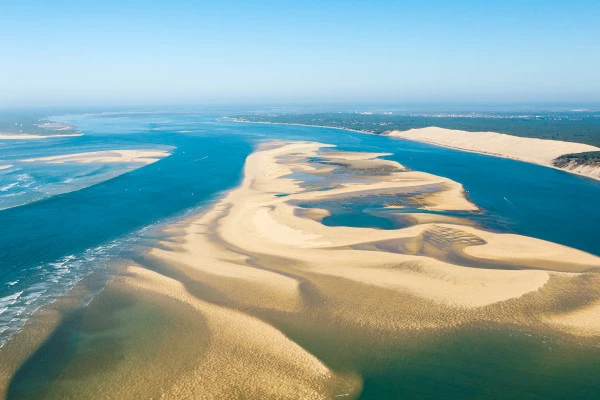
[
  {"left": 22, "top": 149, "right": 170, "bottom": 164},
  {"left": 0, "top": 133, "right": 82, "bottom": 140},
  {"left": 0, "top": 165, "right": 12, "bottom": 170},
  {"left": 388, "top": 127, "right": 600, "bottom": 179}
]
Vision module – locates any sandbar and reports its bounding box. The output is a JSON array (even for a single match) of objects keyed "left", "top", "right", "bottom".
[
  {"left": 0, "top": 133, "right": 82, "bottom": 140},
  {"left": 22, "top": 149, "right": 170, "bottom": 165},
  {"left": 149, "top": 140, "right": 600, "bottom": 333}
]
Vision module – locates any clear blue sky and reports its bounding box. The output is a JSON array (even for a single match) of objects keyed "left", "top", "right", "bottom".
[{"left": 1, "top": 0, "right": 599, "bottom": 107}]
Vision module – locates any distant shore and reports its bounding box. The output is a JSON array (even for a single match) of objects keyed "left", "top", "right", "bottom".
[
  {"left": 230, "top": 118, "right": 600, "bottom": 181},
  {"left": 227, "top": 117, "right": 376, "bottom": 135},
  {"left": 0, "top": 132, "right": 83, "bottom": 140},
  {"left": 388, "top": 127, "right": 600, "bottom": 181}
]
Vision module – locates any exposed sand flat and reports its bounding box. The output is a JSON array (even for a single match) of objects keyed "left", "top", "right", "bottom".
[
  {"left": 388, "top": 127, "right": 600, "bottom": 179},
  {"left": 22, "top": 149, "right": 170, "bottom": 164},
  {"left": 149, "top": 140, "right": 600, "bottom": 336},
  {"left": 0, "top": 133, "right": 82, "bottom": 139},
  {"left": 0, "top": 165, "right": 12, "bottom": 170}
]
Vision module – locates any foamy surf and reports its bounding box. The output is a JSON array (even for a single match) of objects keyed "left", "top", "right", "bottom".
[{"left": 0, "top": 238, "right": 127, "bottom": 348}]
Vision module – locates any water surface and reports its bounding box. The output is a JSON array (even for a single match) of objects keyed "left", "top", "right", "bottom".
[{"left": 1, "top": 111, "right": 599, "bottom": 399}]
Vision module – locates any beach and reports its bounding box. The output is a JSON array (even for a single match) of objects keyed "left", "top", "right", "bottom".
[
  {"left": 388, "top": 127, "right": 600, "bottom": 180},
  {"left": 232, "top": 119, "right": 600, "bottom": 181}
]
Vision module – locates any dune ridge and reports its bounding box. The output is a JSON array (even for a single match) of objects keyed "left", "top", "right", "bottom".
[{"left": 388, "top": 127, "right": 600, "bottom": 180}]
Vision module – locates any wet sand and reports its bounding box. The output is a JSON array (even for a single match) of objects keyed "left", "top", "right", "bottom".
[{"left": 0, "top": 133, "right": 83, "bottom": 140}]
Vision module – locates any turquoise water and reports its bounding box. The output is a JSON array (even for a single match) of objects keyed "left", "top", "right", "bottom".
[{"left": 1, "top": 111, "right": 600, "bottom": 398}]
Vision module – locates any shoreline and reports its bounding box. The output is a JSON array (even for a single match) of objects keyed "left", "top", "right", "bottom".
[
  {"left": 229, "top": 119, "right": 600, "bottom": 182},
  {"left": 388, "top": 127, "right": 600, "bottom": 182},
  {"left": 227, "top": 117, "right": 378, "bottom": 135},
  {"left": 0, "top": 132, "right": 83, "bottom": 140},
  {"left": 3, "top": 140, "right": 600, "bottom": 397}
]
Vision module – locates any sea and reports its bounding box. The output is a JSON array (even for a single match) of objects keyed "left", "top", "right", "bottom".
[{"left": 1, "top": 109, "right": 600, "bottom": 399}]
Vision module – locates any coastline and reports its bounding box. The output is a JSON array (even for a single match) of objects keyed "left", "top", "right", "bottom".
[
  {"left": 3, "top": 139, "right": 600, "bottom": 397},
  {"left": 227, "top": 117, "right": 377, "bottom": 135},
  {"left": 388, "top": 127, "right": 600, "bottom": 182},
  {"left": 229, "top": 119, "right": 600, "bottom": 182}
]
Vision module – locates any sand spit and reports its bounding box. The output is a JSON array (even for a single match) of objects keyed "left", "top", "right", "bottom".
[
  {"left": 0, "top": 133, "right": 82, "bottom": 140},
  {"left": 388, "top": 127, "right": 600, "bottom": 180},
  {"left": 22, "top": 149, "right": 170, "bottom": 165},
  {"left": 147, "top": 141, "right": 600, "bottom": 337}
]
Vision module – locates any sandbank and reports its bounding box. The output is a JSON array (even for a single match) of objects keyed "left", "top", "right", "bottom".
[
  {"left": 0, "top": 133, "right": 82, "bottom": 140},
  {"left": 22, "top": 149, "right": 170, "bottom": 164},
  {"left": 149, "top": 140, "right": 600, "bottom": 333}
]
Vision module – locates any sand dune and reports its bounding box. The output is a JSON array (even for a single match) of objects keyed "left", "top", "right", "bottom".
[
  {"left": 388, "top": 127, "right": 600, "bottom": 180},
  {"left": 559, "top": 160, "right": 600, "bottom": 180}
]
